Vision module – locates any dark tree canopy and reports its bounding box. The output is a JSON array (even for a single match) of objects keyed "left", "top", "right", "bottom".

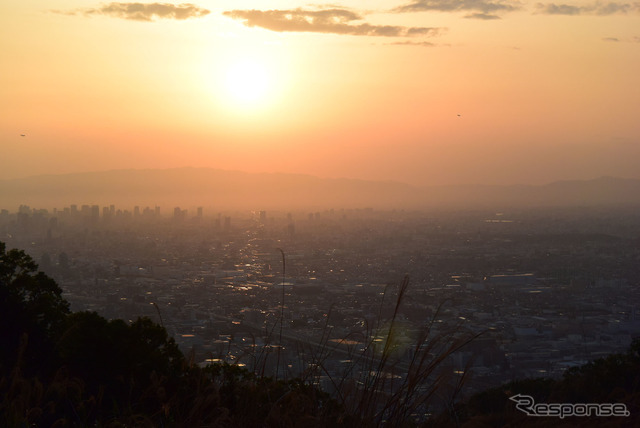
[
  {"left": 0, "top": 241, "right": 346, "bottom": 427},
  {"left": 0, "top": 242, "right": 70, "bottom": 374},
  {"left": 0, "top": 242, "right": 187, "bottom": 425}
]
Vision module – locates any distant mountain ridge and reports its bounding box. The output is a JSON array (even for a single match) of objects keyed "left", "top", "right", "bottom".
[{"left": 1, "top": 168, "right": 639, "bottom": 210}]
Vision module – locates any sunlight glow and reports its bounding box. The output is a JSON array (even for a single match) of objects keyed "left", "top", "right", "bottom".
[{"left": 224, "top": 58, "right": 271, "bottom": 105}]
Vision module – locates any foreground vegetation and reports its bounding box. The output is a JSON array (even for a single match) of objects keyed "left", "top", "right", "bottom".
[
  {"left": 434, "top": 343, "right": 640, "bottom": 426},
  {"left": 2, "top": 241, "right": 639, "bottom": 426},
  {"left": 1, "top": 242, "right": 350, "bottom": 426}
]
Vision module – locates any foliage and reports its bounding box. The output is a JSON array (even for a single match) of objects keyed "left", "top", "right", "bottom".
[
  {"left": 319, "top": 276, "right": 484, "bottom": 427},
  {"left": 168, "top": 363, "right": 351, "bottom": 427},
  {"left": 0, "top": 242, "right": 70, "bottom": 377},
  {"left": 555, "top": 339, "right": 640, "bottom": 404},
  {"left": 434, "top": 341, "right": 640, "bottom": 426},
  {"left": 0, "top": 242, "right": 348, "bottom": 426}
]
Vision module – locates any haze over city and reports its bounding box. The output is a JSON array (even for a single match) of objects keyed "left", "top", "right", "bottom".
[
  {"left": 2, "top": 0, "right": 639, "bottom": 187},
  {"left": 3, "top": 2, "right": 640, "bottom": 424}
]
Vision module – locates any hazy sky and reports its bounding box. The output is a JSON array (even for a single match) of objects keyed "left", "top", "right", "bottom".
[{"left": 1, "top": 0, "right": 639, "bottom": 186}]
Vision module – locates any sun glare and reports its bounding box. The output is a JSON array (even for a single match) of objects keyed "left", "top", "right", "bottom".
[
  {"left": 224, "top": 58, "right": 270, "bottom": 105},
  {"left": 201, "top": 40, "right": 290, "bottom": 116}
]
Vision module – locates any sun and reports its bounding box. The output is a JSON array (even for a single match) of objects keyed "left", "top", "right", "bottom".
[
  {"left": 201, "top": 42, "right": 290, "bottom": 115},
  {"left": 224, "top": 58, "right": 271, "bottom": 105}
]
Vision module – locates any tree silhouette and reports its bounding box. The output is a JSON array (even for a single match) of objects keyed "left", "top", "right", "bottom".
[{"left": 0, "top": 242, "right": 70, "bottom": 376}]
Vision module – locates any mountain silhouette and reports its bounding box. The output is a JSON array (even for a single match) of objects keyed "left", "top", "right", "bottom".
[{"left": 1, "top": 169, "right": 639, "bottom": 210}]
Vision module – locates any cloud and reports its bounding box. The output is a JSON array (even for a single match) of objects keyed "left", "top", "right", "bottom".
[
  {"left": 75, "top": 3, "right": 210, "bottom": 21},
  {"left": 223, "top": 8, "right": 443, "bottom": 37},
  {"left": 390, "top": 40, "right": 441, "bottom": 46},
  {"left": 602, "top": 36, "right": 640, "bottom": 42},
  {"left": 464, "top": 12, "right": 503, "bottom": 18},
  {"left": 394, "top": 0, "right": 522, "bottom": 15},
  {"left": 594, "top": 2, "right": 634, "bottom": 14},
  {"left": 536, "top": 3, "right": 583, "bottom": 14},
  {"left": 535, "top": 2, "right": 638, "bottom": 15}
]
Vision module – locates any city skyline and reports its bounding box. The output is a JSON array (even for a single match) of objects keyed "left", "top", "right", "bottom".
[{"left": 1, "top": 0, "right": 639, "bottom": 186}]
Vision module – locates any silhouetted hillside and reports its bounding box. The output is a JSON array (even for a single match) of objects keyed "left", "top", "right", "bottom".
[
  {"left": 433, "top": 340, "right": 640, "bottom": 426},
  {"left": 1, "top": 169, "right": 640, "bottom": 210},
  {"left": 0, "top": 241, "right": 348, "bottom": 427}
]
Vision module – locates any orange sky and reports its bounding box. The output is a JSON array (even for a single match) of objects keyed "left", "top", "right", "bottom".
[{"left": 1, "top": 0, "right": 639, "bottom": 186}]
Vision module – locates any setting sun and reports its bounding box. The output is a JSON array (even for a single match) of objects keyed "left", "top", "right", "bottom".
[
  {"left": 225, "top": 58, "right": 270, "bottom": 104},
  {"left": 1, "top": 0, "right": 639, "bottom": 185}
]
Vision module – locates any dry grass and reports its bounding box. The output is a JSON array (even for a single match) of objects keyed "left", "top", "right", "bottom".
[{"left": 230, "top": 274, "right": 485, "bottom": 426}]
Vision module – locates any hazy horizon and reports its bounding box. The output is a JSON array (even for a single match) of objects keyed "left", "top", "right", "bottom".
[
  {"left": 1, "top": 165, "right": 640, "bottom": 188},
  {"left": 2, "top": 1, "right": 639, "bottom": 187},
  {"left": 3, "top": 168, "right": 640, "bottom": 212}
]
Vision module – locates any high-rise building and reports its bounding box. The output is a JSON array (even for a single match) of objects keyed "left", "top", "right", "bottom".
[
  {"left": 174, "top": 207, "right": 187, "bottom": 221},
  {"left": 91, "top": 205, "right": 99, "bottom": 223}
]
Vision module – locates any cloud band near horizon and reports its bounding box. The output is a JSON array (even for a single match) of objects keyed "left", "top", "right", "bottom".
[
  {"left": 223, "top": 9, "right": 443, "bottom": 37},
  {"left": 394, "top": 0, "right": 522, "bottom": 18},
  {"left": 70, "top": 3, "right": 210, "bottom": 21},
  {"left": 535, "top": 1, "right": 639, "bottom": 15}
]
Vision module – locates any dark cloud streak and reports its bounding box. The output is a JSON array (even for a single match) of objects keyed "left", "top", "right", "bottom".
[
  {"left": 535, "top": 2, "right": 638, "bottom": 15},
  {"left": 223, "top": 9, "right": 443, "bottom": 37},
  {"left": 390, "top": 40, "right": 441, "bottom": 46},
  {"left": 465, "top": 12, "right": 503, "bottom": 18},
  {"left": 75, "top": 2, "right": 210, "bottom": 21},
  {"left": 394, "top": 0, "right": 521, "bottom": 15}
]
